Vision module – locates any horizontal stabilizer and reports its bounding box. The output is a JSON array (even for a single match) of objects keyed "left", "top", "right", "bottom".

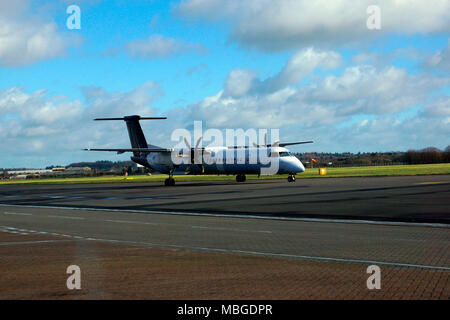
[{"left": 94, "top": 116, "right": 166, "bottom": 121}]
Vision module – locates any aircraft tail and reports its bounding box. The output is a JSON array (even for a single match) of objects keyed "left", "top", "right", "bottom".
[{"left": 94, "top": 115, "right": 166, "bottom": 155}]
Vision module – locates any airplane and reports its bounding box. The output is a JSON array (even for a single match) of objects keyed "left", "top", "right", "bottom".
[{"left": 85, "top": 115, "right": 313, "bottom": 186}]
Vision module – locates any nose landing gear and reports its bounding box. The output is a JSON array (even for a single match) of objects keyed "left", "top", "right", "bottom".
[
  {"left": 287, "top": 175, "right": 296, "bottom": 182},
  {"left": 236, "top": 174, "right": 246, "bottom": 182}
]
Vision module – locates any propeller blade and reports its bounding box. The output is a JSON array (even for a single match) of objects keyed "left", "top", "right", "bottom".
[
  {"left": 195, "top": 136, "right": 202, "bottom": 149},
  {"left": 193, "top": 136, "right": 203, "bottom": 164},
  {"left": 183, "top": 137, "right": 191, "bottom": 149},
  {"left": 271, "top": 139, "right": 280, "bottom": 147}
]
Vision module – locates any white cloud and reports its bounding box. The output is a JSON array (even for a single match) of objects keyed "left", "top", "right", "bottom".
[
  {"left": 330, "top": 115, "right": 450, "bottom": 152},
  {"left": 180, "top": 49, "right": 447, "bottom": 129},
  {"left": 0, "top": 83, "right": 167, "bottom": 167},
  {"left": 176, "top": 0, "right": 450, "bottom": 51},
  {"left": 426, "top": 39, "right": 450, "bottom": 71},
  {"left": 0, "top": 1, "right": 78, "bottom": 67},
  {"left": 126, "top": 34, "right": 208, "bottom": 58},
  {"left": 186, "top": 63, "right": 208, "bottom": 76},
  {"left": 222, "top": 47, "right": 343, "bottom": 98},
  {"left": 81, "top": 82, "right": 164, "bottom": 118},
  {"left": 1, "top": 48, "right": 448, "bottom": 167},
  {"left": 223, "top": 69, "right": 258, "bottom": 98},
  {"left": 307, "top": 66, "right": 447, "bottom": 115},
  {"left": 351, "top": 48, "right": 422, "bottom": 67},
  {"left": 0, "top": 87, "right": 82, "bottom": 126},
  {"left": 260, "top": 47, "right": 342, "bottom": 91},
  {"left": 422, "top": 95, "right": 450, "bottom": 117}
]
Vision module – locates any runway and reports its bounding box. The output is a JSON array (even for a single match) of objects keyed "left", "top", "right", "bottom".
[
  {"left": 0, "top": 175, "right": 449, "bottom": 299},
  {"left": 1, "top": 175, "right": 449, "bottom": 223}
]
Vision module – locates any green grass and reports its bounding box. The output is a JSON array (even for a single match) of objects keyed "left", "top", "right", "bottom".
[{"left": 1, "top": 163, "right": 449, "bottom": 185}]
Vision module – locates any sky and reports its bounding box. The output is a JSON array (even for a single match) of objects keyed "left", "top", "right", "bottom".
[{"left": 0, "top": 0, "right": 449, "bottom": 168}]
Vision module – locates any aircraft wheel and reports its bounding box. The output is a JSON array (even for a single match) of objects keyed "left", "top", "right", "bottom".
[
  {"left": 164, "top": 178, "right": 175, "bottom": 186},
  {"left": 288, "top": 175, "right": 296, "bottom": 182},
  {"left": 236, "top": 174, "right": 246, "bottom": 182}
]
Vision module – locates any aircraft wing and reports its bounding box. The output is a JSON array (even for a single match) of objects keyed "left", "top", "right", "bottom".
[
  {"left": 84, "top": 148, "right": 173, "bottom": 154},
  {"left": 228, "top": 140, "right": 314, "bottom": 148},
  {"left": 279, "top": 141, "right": 314, "bottom": 147}
]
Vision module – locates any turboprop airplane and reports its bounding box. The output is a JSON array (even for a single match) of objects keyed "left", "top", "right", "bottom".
[{"left": 85, "top": 115, "right": 313, "bottom": 186}]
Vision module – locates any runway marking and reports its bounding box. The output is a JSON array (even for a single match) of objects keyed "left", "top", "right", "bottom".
[
  {"left": 106, "top": 220, "right": 269, "bottom": 233},
  {"left": 0, "top": 226, "right": 90, "bottom": 241},
  {"left": 41, "top": 195, "right": 67, "bottom": 199},
  {"left": 416, "top": 182, "right": 446, "bottom": 185},
  {"left": 76, "top": 235, "right": 450, "bottom": 271},
  {"left": 1, "top": 203, "right": 447, "bottom": 228},
  {"left": 0, "top": 226, "right": 33, "bottom": 235},
  {"left": 1, "top": 225, "right": 449, "bottom": 271},
  {"left": 3, "top": 211, "right": 32, "bottom": 216},
  {"left": 191, "top": 225, "right": 272, "bottom": 234},
  {"left": 46, "top": 215, "right": 85, "bottom": 220},
  {"left": 41, "top": 195, "right": 86, "bottom": 199},
  {"left": 0, "top": 240, "right": 74, "bottom": 246},
  {"left": 105, "top": 219, "right": 158, "bottom": 225}
]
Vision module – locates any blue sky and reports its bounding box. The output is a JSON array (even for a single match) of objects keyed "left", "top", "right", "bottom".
[{"left": 0, "top": 0, "right": 449, "bottom": 168}]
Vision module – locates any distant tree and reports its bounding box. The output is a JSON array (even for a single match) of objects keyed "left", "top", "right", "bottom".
[{"left": 403, "top": 147, "right": 448, "bottom": 164}]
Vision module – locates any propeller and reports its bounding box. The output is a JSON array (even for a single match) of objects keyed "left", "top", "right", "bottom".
[
  {"left": 183, "top": 136, "right": 206, "bottom": 173},
  {"left": 252, "top": 132, "right": 280, "bottom": 148}
]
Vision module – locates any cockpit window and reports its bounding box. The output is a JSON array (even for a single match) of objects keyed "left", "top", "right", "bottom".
[{"left": 279, "top": 152, "right": 290, "bottom": 157}]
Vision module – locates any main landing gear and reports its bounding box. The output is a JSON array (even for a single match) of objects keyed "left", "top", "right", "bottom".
[
  {"left": 236, "top": 174, "right": 246, "bottom": 182},
  {"left": 164, "top": 177, "right": 175, "bottom": 186},
  {"left": 164, "top": 170, "right": 175, "bottom": 186},
  {"left": 287, "top": 174, "right": 296, "bottom": 182}
]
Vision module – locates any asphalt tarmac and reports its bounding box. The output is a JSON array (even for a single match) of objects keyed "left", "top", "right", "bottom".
[
  {"left": 0, "top": 175, "right": 448, "bottom": 223},
  {"left": 0, "top": 203, "right": 449, "bottom": 270},
  {"left": 0, "top": 175, "right": 449, "bottom": 299}
]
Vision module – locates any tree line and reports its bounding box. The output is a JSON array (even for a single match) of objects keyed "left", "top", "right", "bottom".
[{"left": 295, "top": 146, "right": 450, "bottom": 167}]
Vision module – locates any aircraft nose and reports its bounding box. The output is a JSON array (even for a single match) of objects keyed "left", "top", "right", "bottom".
[
  {"left": 281, "top": 157, "right": 305, "bottom": 174},
  {"left": 296, "top": 158, "right": 305, "bottom": 172}
]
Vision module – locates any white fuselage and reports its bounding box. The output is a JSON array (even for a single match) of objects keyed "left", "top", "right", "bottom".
[{"left": 143, "top": 146, "right": 305, "bottom": 175}]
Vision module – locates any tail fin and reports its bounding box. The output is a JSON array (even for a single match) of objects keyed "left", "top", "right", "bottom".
[{"left": 95, "top": 115, "right": 166, "bottom": 155}]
